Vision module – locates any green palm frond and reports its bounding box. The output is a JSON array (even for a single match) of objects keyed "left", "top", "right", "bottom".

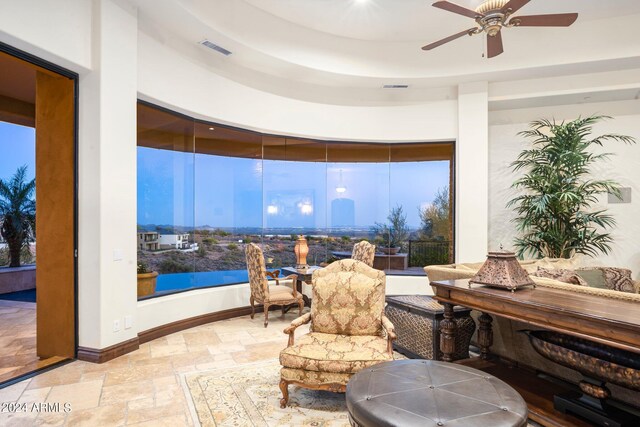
[
  {"left": 0, "top": 165, "right": 36, "bottom": 267},
  {"left": 507, "top": 115, "right": 636, "bottom": 259}
]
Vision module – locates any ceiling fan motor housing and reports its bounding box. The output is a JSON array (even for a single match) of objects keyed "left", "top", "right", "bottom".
[{"left": 476, "top": 0, "right": 511, "bottom": 36}]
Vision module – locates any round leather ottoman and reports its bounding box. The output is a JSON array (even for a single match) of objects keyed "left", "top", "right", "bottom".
[{"left": 346, "top": 360, "right": 528, "bottom": 427}]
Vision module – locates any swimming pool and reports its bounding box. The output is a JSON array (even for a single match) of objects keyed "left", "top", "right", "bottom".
[{"left": 155, "top": 269, "right": 250, "bottom": 292}]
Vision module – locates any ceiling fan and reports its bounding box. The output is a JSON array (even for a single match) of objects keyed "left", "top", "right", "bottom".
[{"left": 422, "top": 0, "right": 578, "bottom": 58}]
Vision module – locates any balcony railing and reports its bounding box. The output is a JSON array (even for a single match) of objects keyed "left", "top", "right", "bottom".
[{"left": 407, "top": 240, "right": 452, "bottom": 267}]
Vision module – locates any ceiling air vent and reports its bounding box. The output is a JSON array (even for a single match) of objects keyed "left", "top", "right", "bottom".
[
  {"left": 383, "top": 84, "right": 409, "bottom": 89},
  {"left": 199, "top": 40, "right": 232, "bottom": 56}
]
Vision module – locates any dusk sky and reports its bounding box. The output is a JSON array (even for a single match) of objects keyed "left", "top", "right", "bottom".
[
  {"left": 137, "top": 147, "right": 450, "bottom": 230},
  {"left": 0, "top": 121, "right": 35, "bottom": 183},
  {"left": 0, "top": 122, "right": 449, "bottom": 231}
]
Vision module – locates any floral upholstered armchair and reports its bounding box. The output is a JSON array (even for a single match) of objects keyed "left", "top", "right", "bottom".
[
  {"left": 351, "top": 240, "right": 376, "bottom": 267},
  {"left": 278, "top": 259, "right": 396, "bottom": 407},
  {"left": 245, "top": 243, "right": 304, "bottom": 327}
]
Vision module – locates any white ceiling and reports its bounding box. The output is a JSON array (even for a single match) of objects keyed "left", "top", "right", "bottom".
[
  {"left": 242, "top": 0, "right": 640, "bottom": 42},
  {"left": 131, "top": 0, "right": 640, "bottom": 105}
]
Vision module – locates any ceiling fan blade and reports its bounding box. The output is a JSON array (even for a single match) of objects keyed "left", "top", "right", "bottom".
[
  {"left": 501, "top": 0, "right": 531, "bottom": 14},
  {"left": 509, "top": 13, "right": 579, "bottom": 27},
  {"left": 487, "top": 31, "right": 504, "bottom": 58},
  {"left": 422, "top": 28, "right": 477, "bottom": 51},
  {"left": 432, "top": 1, "right": 482, "bottom": 19}
]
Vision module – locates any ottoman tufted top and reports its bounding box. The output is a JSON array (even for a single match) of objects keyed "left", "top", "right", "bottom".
[{"left": 346, "top": 359, "right": 528, "bottom": 427}]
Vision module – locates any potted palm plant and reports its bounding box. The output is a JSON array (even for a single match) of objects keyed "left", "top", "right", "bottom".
[
  {"left": 508, "top": 115, "right": 635, "bottom": 259},
  {"left": 137, "top": 261, "right": 158, "bottom": 297},
  {"left": 0, "top": 166, "right": 36, "bottom": 268},
  {"left": 372, "top": 205, "right": 409, "bottom": 255}
]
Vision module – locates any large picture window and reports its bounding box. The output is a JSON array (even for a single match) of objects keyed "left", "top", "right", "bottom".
[{"left": 137, "top": 102, "right": 454, "bottom": 298}]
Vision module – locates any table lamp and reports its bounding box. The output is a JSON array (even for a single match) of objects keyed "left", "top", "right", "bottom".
[{"left": 294, "top": 235, "right": 309, "bottom": 270}]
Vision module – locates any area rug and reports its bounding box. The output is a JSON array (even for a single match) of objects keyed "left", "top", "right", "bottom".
[
  {"left": 182, "top": 358, "right": 538, "bottom": 427},
  {"left": 183, "top": 360, "right": 350, "bottom": 426}
]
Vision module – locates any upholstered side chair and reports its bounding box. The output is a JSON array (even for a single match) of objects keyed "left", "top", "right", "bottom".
[
  {"left": 351, "top": 240, "right": 376, "bottom": 267},
  {"left": 278, "top": 259, "right": 396, "bottom": 407},
  {"left": 245, "top": 243, "right": 304, "bottom": 327}
]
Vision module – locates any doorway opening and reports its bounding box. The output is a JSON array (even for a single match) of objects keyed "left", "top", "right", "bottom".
[{"left": 0, "top": 45, "right": 77, "bottom": 385}]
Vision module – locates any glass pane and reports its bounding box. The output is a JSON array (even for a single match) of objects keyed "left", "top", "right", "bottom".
[
  {"left": 193, "top": 123, "right": 263, "bottom": 287},
  {"left": 137, "top": 104, "right": 195, "bottom": 297},
  {"left": 263, "top": 138, "right": 327, "bottom": 269},
  {"left": 0, "top": 121, "right": 36, "bottom": 266},
  {"left": 390, "top": 143, "right": 453, "bottom": 269},
  {"left": 137, "top": 103, "right": 457, "bottom": 298},
  {"left": 327, "top": 143, "right": 390, "bottom": 271}
]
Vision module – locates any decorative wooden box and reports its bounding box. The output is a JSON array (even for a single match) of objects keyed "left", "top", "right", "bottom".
[{"left": 385, "top": 295, "right": 476, "bottom": 361}]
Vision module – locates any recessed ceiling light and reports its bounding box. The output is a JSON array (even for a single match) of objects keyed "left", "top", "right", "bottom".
[{"left": 208, "top": 127, "right": 215, "bottom": 131}]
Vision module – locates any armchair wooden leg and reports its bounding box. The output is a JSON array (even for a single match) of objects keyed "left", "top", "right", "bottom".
[
  {"left": 298, "top": 300, "right": 303, "bottom": 316},
  {"left": 250, "top": 296, "right": 255, "bottom": 319},
  {"left": 281, "top": 305, "right": 285, "bottom": 317},
  {"left": 264, "top": 304, "right": 270, "bottom": 328},
  {"left": 279, "top": 379, "right": 289, "bottom": 408}
]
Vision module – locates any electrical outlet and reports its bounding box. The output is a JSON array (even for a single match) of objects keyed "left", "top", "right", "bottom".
[
  {"left": 113, "top": 249, "right": 123, "bottom": 261},
  {"left": 113, "top": 319, "right": 121, "bottom": 332},
  {"left": 124, "top": 315, "right": 133, "bottom": 330}
]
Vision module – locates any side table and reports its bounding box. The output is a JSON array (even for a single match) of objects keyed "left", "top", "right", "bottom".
[{"left": 280, "top": 266, "right": 321, "bottom": 307}]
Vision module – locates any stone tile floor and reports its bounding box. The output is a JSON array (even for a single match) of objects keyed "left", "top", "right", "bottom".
[
  {"left": 0, "top": 300, "right": 38, "bottom": 379},
  {"left": 0, "top": 300, "right": 63, "bottom": 385},
  {"left": 0, "top": 311, "right": 310, "bottom": 426}
]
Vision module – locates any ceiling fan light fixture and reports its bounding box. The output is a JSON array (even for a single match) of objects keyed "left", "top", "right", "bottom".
[{"left": 475, "top": 0, "right": 508, "bottom": 15}]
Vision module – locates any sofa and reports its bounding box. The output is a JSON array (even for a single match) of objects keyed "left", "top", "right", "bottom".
[{"left": 425, "top": 257, "right": 640, "bottom": 407}]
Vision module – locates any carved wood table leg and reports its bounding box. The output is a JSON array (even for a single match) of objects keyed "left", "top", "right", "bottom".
[
  {"left": 297, "top": 279, "right": 311, "bottom": 307},
  {"left": 440, "top": 303, "right": 457, "bottom": 362},
  {"left": 478, "top": 312, "right": 494, "bottom": 360}
]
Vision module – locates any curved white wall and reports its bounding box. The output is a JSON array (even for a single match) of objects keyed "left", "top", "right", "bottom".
[
  {"left": 137, "top": 32, "right": 458, "bottom": 142},
  {"left": 135, "top": 31, "right": 452, "bottom": 332},
  {"left": 0, "top": 0, "right": 478, "bottom": 349},
  {"left": 137, "top": 277, "right": 433, "bottom": 333}
]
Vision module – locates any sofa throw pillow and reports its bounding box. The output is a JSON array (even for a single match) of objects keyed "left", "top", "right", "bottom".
[
  {"left": 600, "top": 267, "right": 638, "bottom": 294},
  {"left": 532, "top": 267, "right": 588, "bottom": 286},
  {"left": 576, "top": 268, "right": 607, "bottom": 289}
]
